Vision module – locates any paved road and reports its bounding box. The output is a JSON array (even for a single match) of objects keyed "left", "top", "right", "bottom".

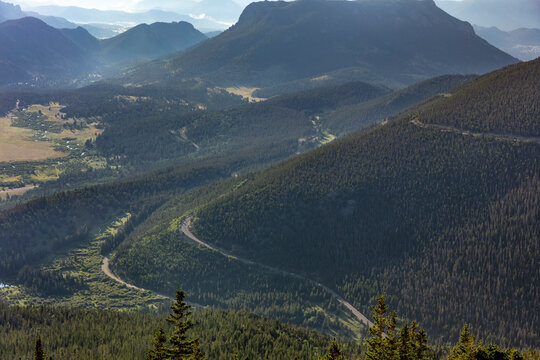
[{"left": 180, "top": 217, "right": 374, "bottom": 328}]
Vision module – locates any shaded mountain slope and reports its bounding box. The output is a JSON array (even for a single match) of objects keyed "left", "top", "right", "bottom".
[
  {"left": 320, "top": 74, "right": 476, "bottom": 135},
  {"left": 0, "top": 17, "right": 208, "bottom": 87},
  {"left": 101, "top": 21, "right": 207, "bottom": 63},
  {"left": 0, "top": 17, "right": 91, "bottom": 86},
  {"left": 123, "top": 0, "right": 517, "bottom": 87},
  {"left": 60, "top": 26, "right": 101, "bottom": 53},
  {"left": 181, "top": 59, "right": 540, "bottom": 346}
]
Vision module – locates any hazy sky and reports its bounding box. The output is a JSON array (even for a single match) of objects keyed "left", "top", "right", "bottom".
[
  {"left": 15, "top": 0, "right": 254, "bottom": 11},
  {"left": 13, "top": 0, "right": 464, "bottom": 12}
]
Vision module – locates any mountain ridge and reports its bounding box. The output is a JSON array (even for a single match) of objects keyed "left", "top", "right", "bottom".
[
  {"left": 0, "top": 16, "right": 209, "bottom": 87},
  {"left": 122, "top": 0, "right": 517, "bottom": 88}
]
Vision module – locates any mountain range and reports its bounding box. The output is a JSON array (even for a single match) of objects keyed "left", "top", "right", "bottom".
[
  {"left": 135, "top": 0, "right": 244, "bottom": 24},
  {"left": 475, "top": 26, "right": 540, "bottom": 61},
  {"left": 123, "top": 0, "right": 517, "bottom": 89},
  {"left": 437, "top": 0, "right": 540, "bottom": 31},
  {"left": 0, "top": 17, "right": 89, "bottom": 86},
  {"left": 27, "top": 4, "right": 228, "bottom": 31},
  {"left": 0, "top": 16, "right": 208, "bottom": 87},
  {"left": 0, "top": 0, "right": 77, "bottom": 28}
]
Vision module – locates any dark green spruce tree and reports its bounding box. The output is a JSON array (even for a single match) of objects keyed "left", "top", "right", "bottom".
[
  {"left": 320, "top": 338, "right": 345, "bottom": 360},
  {"left": 146, "top": 289, "right": 206, "bottom": 360},
  {"left": 365, "top": 294, "right": 390, "bottom": 360},
  {"left": 34, "top": 337, "right": 44, "bottom": 360},
  {"left": 365, "top": 294, "right": 430, "bottom": 360},
  {"left": 449, "top": 325, "right": 476, "bottom": 360},
  {"left": 146, "top": 327, "right": 169, "bottom": 360},
  {"left": 167, "top": 289, "right": 198, "bottom": 360},
  {"left": 191, "top": 339, "right": 206, "bottom": 360}
]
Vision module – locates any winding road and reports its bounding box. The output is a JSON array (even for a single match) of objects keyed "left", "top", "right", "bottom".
[
  {"left": 180, "top": 217, "right": 374, "bottom": 328},
  {"left": 101, "top": 256, "right": 171, "bottom": 299},
  {"left": 411, "top": 118, "right": 540, "bottom": 144}
]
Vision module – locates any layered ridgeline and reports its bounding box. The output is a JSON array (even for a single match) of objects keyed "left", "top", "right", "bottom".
[
  {"left": 123, "top": 0, "right": 516, "bottom": 89},
  {"left": 0, "top": 0, "right": 77, "bottom": 29},
  {"left": 152, "top": 59, "right": 540, "bottom": 346},
  {"left": 0, "top": 17, "right": 208, "bottom": 87}
]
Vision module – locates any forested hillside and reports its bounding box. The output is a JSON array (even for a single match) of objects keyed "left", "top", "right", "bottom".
[
  {"left": 0, "top": 301, "right": 362, "bottom": 360},
  {"left": 420, "top": 58, "right": 540, "bottom": 137},
  {"left": 320, "top": 74, "right": 476, "bottom": 135},
  {"left": 0, "top": 74, "right": 477, "bottom": 339},
  {"left": 157, "top": 59, "right": 540, "bottom": 346}
]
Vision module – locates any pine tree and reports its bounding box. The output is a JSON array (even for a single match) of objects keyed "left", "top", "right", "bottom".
[
  {"left": 386, "top": 311, "right": 398, "bottom": 360},
  {"left": 413, "top": 329, "right": 429, "bottom": 360},
  {"left": 146, "top": 327, "right": 169, "bottom": 360},
  {"left": 397, "top": 323, "right": 410, "bottom": 360},
  {"left": 449, "top": 324, "right": 476, "bottom": 360},
  {"left": 320, "top": 339, "right": 345, "bottom": 360},
  {"left": 191, "top": 339, "right": 206, "bottom": 360},
  {"left": 34, "top": 337, "right": 44, "bottom": 360},
  {"left": 365, "top": 294, "right": 390, "bottom": 360},
  {"left": 166, "top": 289, "right": 197, "bottom": 360}
]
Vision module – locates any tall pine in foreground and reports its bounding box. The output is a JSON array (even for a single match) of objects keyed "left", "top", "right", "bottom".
[
  {"left": 364, "top": 294, "right": 430, "bottom": 360},
  {"left": 167, "top": 289, "right": 198, "bottom": 360},
  {"left": 448, "top": 325, "right": 524, "bottom": 360},
  {"left": 34, "top": 337, "right": 44, "bottom": 360},
  {"left": 366, "top": 294, "right": 389, "bottom": 360},
  {"left": 146, "top": 289, "right": 205, "bottom": 360}
]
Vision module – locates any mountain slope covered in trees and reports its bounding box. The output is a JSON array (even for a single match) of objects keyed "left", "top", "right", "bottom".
[
  {"left": 100, "top": 21, "right": 207, "bottom": 64},
  {"left": 0, "top": 17, "right": 91, "bottom": 86},
  {"left": 157, "top": 59, "right": 540, "bottom": 346},
  {"left": 0, "top": 72, "right": 478, "bottom": 338},
  {"left": 123, "top": 0, "right": 517, "bottom": 88}
]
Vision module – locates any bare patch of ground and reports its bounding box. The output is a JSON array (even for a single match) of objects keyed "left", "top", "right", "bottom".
[{"left": 224, "top": 87, "right": 266, "bottom": 102}]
